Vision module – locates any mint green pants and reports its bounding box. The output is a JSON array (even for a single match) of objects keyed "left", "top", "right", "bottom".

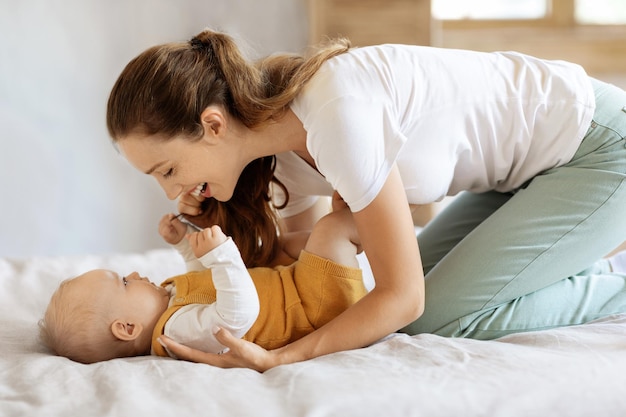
[{"left": 401, "top": 78, "right": 626, "bottom": 339}]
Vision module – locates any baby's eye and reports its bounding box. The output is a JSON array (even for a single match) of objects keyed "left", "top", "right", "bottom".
[{"left": 122, "top": 276, "right": 128, "bottom": 286}]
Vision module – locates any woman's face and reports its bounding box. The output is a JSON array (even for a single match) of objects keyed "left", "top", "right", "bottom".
[{"left": 118, "top": 133, "right": 243, "bottom": 202}]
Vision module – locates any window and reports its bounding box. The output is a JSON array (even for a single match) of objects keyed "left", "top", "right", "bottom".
[
  {"left": 432, "top": 0, "right": 626, "bottom": 79},
  {"left": 575, "top": 0, "right": 626, "bottom": 24},
  {"left": 433, "top": 0, "right": 626, "bottom": 24},
  {"left": 433, "top": 0, "right": 546, "bottom": 21}
]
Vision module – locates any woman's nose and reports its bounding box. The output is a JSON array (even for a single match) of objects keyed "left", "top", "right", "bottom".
[
  {"left": 164, "top": 186, "right": 183, "bottom": 200},
  {"left": 156, "top": 179, "right": 183, "bottom": 200}
]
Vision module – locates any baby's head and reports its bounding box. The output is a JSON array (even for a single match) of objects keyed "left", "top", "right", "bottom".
[{"left": 39, "top": 269, "right": 169, "bottom": 363}]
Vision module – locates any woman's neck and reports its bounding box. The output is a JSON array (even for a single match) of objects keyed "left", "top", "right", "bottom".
[{"left": 256, "top": 109, "right": 309, "bottom": 158}]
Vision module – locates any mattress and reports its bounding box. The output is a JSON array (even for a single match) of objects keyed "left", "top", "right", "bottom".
[{"left": 2, "top": 248, "right": 625, "bottom": 416}]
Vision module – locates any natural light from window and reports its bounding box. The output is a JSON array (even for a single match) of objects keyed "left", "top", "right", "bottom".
[
  {"left": 575, "top": 0, "right": 626, "bottom": 24},
  {"left": 432, "top": 0, "right": 626, "bottom": 24},
  {"left": 432, "top": 0, "right": 546, "bottom": 20}
]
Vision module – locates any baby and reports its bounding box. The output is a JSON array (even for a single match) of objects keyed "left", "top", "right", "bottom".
[{"left": 39, "top": 208, "right": 367, "bottom": 363}]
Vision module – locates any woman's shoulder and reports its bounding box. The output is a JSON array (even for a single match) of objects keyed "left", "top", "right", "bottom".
[{"left": 329, "top": 43, "right": 425, "bottom": 66}]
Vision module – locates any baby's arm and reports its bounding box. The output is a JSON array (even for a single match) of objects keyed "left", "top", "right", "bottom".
[
  {"left": 195, "top": 233, "right": 260, "bottom": 332},
  {"left": 164, "top": 227, "right": 260, "bottom": 354},
  {"left": 171, "top": 237, "right": 205, "bottom": 272}
]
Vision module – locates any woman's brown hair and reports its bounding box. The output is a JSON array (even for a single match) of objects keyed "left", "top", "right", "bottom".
[{"left": 107, "top": 29, "right": 350, "bottom": 267}]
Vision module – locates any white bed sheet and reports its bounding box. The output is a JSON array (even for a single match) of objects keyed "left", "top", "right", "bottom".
[{"left": 1, "top": 248, "right": 625, "bottom": 417}]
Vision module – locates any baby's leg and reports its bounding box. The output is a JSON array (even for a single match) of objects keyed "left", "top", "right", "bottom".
[{"left": 304, "top": 208, "right": 361, "bottom": 268}]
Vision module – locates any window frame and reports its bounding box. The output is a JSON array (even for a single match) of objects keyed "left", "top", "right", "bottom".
[
  {"left": 434, "top": 0, "right": 626, "bottom": 77},
  {"left": 436, "top": 0, "right": 599, "bottom": 29}
]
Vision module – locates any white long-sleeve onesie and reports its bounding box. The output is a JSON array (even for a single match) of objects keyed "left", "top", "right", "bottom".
[{"left": 160, "top": 233, "right": 260, "bottom": 354}]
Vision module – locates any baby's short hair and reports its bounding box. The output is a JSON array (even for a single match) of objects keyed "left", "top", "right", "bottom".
[{"left": 39, "top": 277, "right": 131, "bottom": 364}]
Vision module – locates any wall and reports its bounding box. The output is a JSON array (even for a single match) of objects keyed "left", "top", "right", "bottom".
[{"left": 0, "top": 0, "right": 308, "bottom": 257}]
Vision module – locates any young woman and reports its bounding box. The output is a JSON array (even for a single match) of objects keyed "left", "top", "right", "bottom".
[{"left": 106, "top": 29, "right": 626, "bottom": 371}]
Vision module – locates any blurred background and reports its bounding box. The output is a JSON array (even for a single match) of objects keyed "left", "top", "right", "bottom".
[{"left": 1, "top": 0, "right": 625, "bottom": 257}]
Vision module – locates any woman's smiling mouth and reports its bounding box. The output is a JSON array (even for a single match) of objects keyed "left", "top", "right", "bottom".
[{"left": 190, "top": 182, "right": 208, "bottom": 197}]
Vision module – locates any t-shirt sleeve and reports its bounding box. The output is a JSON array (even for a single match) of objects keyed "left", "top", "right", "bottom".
[{"left": 308, "top": 96, "right": 406, "bottom": 212}]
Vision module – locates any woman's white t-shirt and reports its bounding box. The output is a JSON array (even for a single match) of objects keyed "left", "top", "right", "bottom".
[{"left": 274, "top": 44, "right": 595, "bottom": 216}]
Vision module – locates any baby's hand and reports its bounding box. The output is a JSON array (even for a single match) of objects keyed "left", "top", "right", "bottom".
[
  {"left": 158, "top": 214, "right": 188, "bottom": 245},
  {"left": 187, "top": 225, "right": 228, "bottom": 258}
]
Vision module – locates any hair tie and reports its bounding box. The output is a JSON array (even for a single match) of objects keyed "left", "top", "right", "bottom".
[{"left": 189, "top": 37, "right": 205, "bottom": 50}]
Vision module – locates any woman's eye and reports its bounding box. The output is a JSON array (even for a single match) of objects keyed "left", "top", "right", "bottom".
[
  {"left": 163, "top": 168, "right": 174, "bottom": 179},
  {"left": 122, "top": 277, "right": 128, "bottom": 286}
]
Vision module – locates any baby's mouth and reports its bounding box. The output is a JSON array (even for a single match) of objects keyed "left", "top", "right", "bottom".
[{"left": 190, "top": 182, "right": 208, "bottom": 197}]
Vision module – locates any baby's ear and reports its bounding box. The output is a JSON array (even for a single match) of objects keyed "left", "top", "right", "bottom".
[{"left": 111, "top": 320, "right": 144, "bottom": 341}]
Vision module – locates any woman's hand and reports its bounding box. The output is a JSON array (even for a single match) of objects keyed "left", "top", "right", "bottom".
[
  {"left": 178, "top": 191, "right": 205, "bottom": 217},
  {"left": 158, "top": 327, "right": 280, "bottom": 372}
]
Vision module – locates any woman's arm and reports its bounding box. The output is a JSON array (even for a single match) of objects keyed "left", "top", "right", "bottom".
[
  {"left": 274, "top": 166, "right": 424, "bottom": 361},
  {"left": 160, "top": 165, "right": 425, "bottom": 371}
]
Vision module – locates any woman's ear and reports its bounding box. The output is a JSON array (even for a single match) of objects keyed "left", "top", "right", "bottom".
[
  {"left": 200, "top": 106, "right": 227, "bottom": 143},
  {"left": 111, "top": 319, "right": 144, "bottom": 341}
]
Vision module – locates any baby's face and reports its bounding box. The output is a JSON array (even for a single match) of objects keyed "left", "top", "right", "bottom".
[{"left": 73, "top": 269, "right": 169, "bottom": 327}]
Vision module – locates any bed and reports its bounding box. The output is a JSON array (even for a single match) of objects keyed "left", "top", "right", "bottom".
[{"left": 2, "top": 248, "right": 626, "bottom": 416}]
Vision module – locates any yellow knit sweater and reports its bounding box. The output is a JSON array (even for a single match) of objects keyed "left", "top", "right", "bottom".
[{"left": 152, "top": 250, "right": 367, "bottom": 355}]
